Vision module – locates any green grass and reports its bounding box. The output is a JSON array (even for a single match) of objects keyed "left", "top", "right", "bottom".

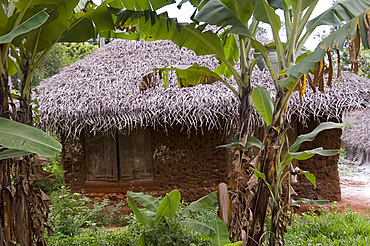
[
  {"left": 285, "top": 207, "right": 370, "bottom": 245},
  {"left": 46, "top": 228, "right": 136, "bottom": 246}
]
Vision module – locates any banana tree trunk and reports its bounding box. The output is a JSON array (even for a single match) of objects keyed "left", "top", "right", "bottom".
[
  {"left": 0, "top": 62, "right": 15, "bottom": 245},
  {"left": 0, "top": 52, "right": 48, "bottom": 245}
]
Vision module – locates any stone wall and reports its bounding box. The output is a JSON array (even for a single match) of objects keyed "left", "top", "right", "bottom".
[
  {"left": 61, "top": 133, "right": 86, "bottom": 192},
  {"left": 151, "top": 125, "right": 228, "bottom": 200}
]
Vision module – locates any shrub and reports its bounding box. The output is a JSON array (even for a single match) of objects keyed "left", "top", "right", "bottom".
[
  {"left": 34, "top": 154, "right": 64, "bottom": 195},
  {"left": 48, "top": 187, "right": 127, "bottom": 236}
]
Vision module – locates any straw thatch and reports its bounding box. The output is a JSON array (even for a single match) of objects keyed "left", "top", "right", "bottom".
[
  {"left": 36, "top": 39, "right": 370, "bottom": 137},
  {"left": 342, "top": 108, "right": 370, "bottom": 154}
]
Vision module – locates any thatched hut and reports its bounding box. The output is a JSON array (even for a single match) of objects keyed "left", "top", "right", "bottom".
[
  {"left": 342, "top": 108, "right": 370, "bottom": 165},
  {"left": 36, "top": 39, "right": 370, "bottom": 201}
]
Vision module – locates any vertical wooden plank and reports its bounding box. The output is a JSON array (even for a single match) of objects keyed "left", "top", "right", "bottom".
[
  {"left": 141, "top": 128, "right": 152, "bottom": 178},
  {"left": 118, "top": 131, "right": 135, "bottom": 180},
  {"left": 86, "top": 132, "right": 118, "bottom": 181},
  {"left": 118, "top": 128, "right": 152, "bottom": 180}
]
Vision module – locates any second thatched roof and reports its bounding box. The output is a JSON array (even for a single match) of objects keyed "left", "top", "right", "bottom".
[
  {"left": 342, "top": 108, "right": 370, "bottom": 153},
  {"left": 36, "top": 39, "right": 370, "bottom": 137}
]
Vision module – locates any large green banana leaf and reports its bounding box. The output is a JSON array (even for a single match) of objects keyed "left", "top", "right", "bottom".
[
  {"left": 307, "top": 0, "right": 370, "bottom": 30},
  {"left": 287, "top": 8, "right": 370, "bottom": 79},
  {"left": 0, "top": 118, "right": 61, "bottom": 159},
  {"left": 0, "top": 10, "right": 49, "bottom": 44}
]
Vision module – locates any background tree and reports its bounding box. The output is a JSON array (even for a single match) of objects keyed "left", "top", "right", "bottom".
[
  {"left": 108, "top": 0, "right": 370, "bottom": 244},
  {"left": 31, "top": 42, "right": 98, "bottom": 86}
]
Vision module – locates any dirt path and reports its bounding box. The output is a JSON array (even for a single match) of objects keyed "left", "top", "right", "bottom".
[{"left": 334, "top": 164, "right": 370, "bottom": 215}]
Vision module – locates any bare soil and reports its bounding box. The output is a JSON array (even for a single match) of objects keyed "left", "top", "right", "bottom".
[{"left": 335, "top": 169, "right": 370, "bottom": 215}]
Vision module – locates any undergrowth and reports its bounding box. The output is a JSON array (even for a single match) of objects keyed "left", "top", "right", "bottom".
[
  {"left": 285, "top": 206, "right": 370, "bottom": 245},
  {"left": 48, "top": 187, "right": 127, "bottom": 237},
  {"left": 34, "top": 154, "right": 64, "bottom": 195}
]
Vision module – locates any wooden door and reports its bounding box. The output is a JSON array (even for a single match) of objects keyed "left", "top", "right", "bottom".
[
  {"left": 118, "top": 128, "right": 152, "bottom": 180},
  {"left": 85, "top": 132, "right": 118, "bottom": 181}
]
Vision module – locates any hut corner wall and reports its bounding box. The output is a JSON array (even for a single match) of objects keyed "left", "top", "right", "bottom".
[{"left": 292, "top": 118, "right": 342, "bottom": 201}]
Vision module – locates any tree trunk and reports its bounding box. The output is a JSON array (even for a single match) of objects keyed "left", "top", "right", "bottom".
[
  {"left": 0, "top": 52, "right": 49, "bottom": 246},
  {"left": 230, "top": 84, "right": 289, "bottom": 245}
]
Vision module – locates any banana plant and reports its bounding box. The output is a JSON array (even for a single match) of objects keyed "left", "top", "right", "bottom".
[
  {"left": 127, "top": 190, "right": 233, "bottom": 246},
  {"left": 0, "top": 1, "right": 122, "bottom": 244},
  {"left": 108, "top": 1, "right": 370, "bottom": 244},
  {"left": 0, "top": 0, "right": 118, "bottom": 125}
]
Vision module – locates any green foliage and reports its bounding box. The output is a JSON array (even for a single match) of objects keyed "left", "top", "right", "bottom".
[
  {"left": 34, "top": 154, "right": 64, "bottom": 196},
  {"left": 46, "top": 228, "right": 136, "bottom": 246},
  {"left": 0, "top": 117, "right": 61, "bottom": 159},
  {"left": 285, "top": 207, "right": 370, "bottom": 245},
  {"left": 252, "top": 87, "right": 274, "bottom": 126},
  {"left": 49, "top": 187, "right": 127, "bottom": 236},
  {"left": 341, "top": 46, "right": 370, "bottom": 78},
  {"left": 154, "top": 63, "right": 224, "bottom": 88},
  {"left": 127, "top": 190, "right": 231, "bottom": 246},
  {"left": 32, "top": 42, "right": 97, "bottom": 85},
  {"left": 0, "top": 10, "right": 49, "bottom": 43}
]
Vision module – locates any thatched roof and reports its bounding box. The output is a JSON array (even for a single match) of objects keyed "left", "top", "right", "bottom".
[
  {"left": 36, "top": 39, "right": 370, "bottom": 137},
  {"left": 342, "top": 108, "right": 370, "bottom": 153}
]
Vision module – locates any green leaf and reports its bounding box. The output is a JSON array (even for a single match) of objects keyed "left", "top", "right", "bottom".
[
  {"left": 289, "top": 148, "right": 339, "bottom": 161},
  {"left": 8, "top": 57, "right": 17, "bottom": 76},
  {"left": 209, "top": 217, "right": 231, "bottom": 246},
  {"left": 293, "top": 198, "right": 329, "bottom": 206},
  {"left": 0, "top": 10, "right": 49, "bottom": 44},
  {"left": 127, "top": 191, "right": 159, "bottom": 212},
  {"left": 306, "top": 0, "right": 370, "bottom": 31},
  {"left": 181, "top": 221, "right": 216, "bottom": 235},
  {"left": 287, "top": 0, "right": 314, "bottom": 11},
  {"left": 252, "top": 87, "right": 274, "bottom": 126},
  {"left": 122, "top": 0, "right": 175, "bottom": 11},
  {"left": 245, "top": 136, "right": 262, "bottom": 149},
  {"left": 215, "top": 31, "right": 239, "bottom": 78},
  {"left": 155, "top": 63, "right": 224, "bottom": 87},
  {"left": 90, "top": 4, "right": 115, "bottom": 33},
  {"left": 195, "top": 0, "right": 253, "bottom": 37},
  {"left": 0, "top": 149, "right": 32, "bottom": 160},
  {"left": 137, "top": 235, "right": 145, "bottom": 246},
  {"left": 295, "top": 49, "right": 311, "bottom": 64},
  {"left": 217, "top": 133, "right": 239, "bottom": 148},
  {"left": 0, "top": 3, "right": 7, "bottom": 28},
  {"left": 127, "top": 197, "right": 154, "bottom": 227},
  {"left": 250, "top": 164, "right": 266, "bottom": 182},
  {"left": 60, "top": 17, "right": 95, "bottom": 42},
  {"left": 225, "top": 242, "right": 243, "bottom": 246},
  {"left": 154, "top": 190, "right": 181, "bottom": 226},
  {"left": 294, "top": 167, "right": 316, "bottom": 188},
  {"left": 289, "top": 122, "right": 349, "bottom": 152},
  {"left": 0, "top": 118, "right": 61, "bottom": 158},
  {"left": 217, "top": 142, "right": 239, "bottom": 149},
  {"left": 287, "top": 8, "right": 370, "bottom": 79},
  {"left": 179, "top": 191, "right": 217, "bottom": 218},
  {"left": 13, "top": 0, "right": 64, "bottom": 11},
  {"left": 253, "top": 0, "right": 281, "bottom": 32}
]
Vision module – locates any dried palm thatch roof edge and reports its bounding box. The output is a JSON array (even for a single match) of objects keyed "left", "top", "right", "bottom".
[{"left": 35, "top": 39, "right": 370, "bottom": 138}]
